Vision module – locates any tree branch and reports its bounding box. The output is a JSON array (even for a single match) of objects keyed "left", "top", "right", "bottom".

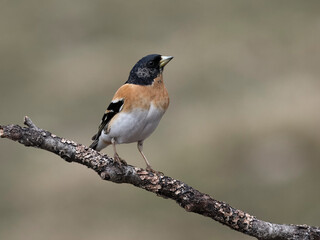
[{"left": 1, "top": 117, "right": 319, "bottom": 240}]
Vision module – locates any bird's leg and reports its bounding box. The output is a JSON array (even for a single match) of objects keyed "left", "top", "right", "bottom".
[
  {"left": 111, "top": 138, "right": 127, "bottom": 166},
  {"left": 137, "top": 141, "right": 161, "bottom": 174}
]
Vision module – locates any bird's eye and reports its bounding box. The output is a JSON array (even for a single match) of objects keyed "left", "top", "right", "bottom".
[{"left": 147, "top": 60, "right": 155, "bottom": 67}]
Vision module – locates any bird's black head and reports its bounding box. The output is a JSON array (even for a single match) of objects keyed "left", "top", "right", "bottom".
[{"left": 126, "top": 54, "right": 173, "bottom": 86}]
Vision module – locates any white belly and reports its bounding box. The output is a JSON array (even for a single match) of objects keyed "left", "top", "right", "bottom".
[{"left": 100, "top": 103, "right": 165, "bottom": 144}]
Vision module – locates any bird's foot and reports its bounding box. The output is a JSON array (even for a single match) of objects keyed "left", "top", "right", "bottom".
[
  {"left": 120, "top": 158, "right": 127, "bottom": 166},
  {"left": 113, "top": 153, "right": 127, "bottom": 167},
  {"left": 146, "top": 166, "right": 164, "bottom": 176}
]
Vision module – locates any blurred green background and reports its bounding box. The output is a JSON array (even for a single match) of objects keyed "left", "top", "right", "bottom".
[{"left": 1, "top": 1, "right": 320, "bottom": 239}]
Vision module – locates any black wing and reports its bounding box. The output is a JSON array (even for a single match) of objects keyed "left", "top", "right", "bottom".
[{"left": 89, "top": 99, "right": 124, "bottom": 150}]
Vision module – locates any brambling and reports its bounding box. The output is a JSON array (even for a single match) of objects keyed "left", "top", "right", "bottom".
[{"left": 90, "top": 54, "right": 173, "bottom": 171}]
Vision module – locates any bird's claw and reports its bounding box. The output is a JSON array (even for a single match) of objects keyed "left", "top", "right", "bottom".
[
  {"left": 113, "top": 153, "right": 127, "bottom": 167},
  {"left": 146, "top": 166, "right": 164, "bottom": 176}
]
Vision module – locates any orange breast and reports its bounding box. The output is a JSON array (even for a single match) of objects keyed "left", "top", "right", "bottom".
[{"left": 112, "top": 74, "right": 169, "bottom": 112}]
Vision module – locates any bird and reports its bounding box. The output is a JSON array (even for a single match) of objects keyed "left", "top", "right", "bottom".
[{"left": 90, "top": 54, "right": 173, "bottom": 171}]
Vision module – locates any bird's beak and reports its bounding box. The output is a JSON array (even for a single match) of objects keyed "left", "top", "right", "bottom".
[{"left": 160, "top": 55, "right": 174, "bottom": 68}]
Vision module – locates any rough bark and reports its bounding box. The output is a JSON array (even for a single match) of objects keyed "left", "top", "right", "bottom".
[{"left": 1, "top": 117, "right": 319, "bottom": 240}]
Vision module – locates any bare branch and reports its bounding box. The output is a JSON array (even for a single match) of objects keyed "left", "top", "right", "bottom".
[{"left": 1, "top": 117, "right": 319, "bottom": 240}]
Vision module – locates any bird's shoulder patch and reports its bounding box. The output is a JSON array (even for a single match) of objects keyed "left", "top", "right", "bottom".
[{"left": 112, "top": 84, "right": 150, "bottom": 111}]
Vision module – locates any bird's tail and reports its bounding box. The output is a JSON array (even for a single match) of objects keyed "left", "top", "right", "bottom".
[
  {"left": 89, "top": 140, "right": 98, "bottom": 150},
  {"left": 89, "top": 133, "right": 99, "bottom": 150}
]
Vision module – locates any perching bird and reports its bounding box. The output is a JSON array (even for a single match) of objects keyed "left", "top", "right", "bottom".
[{"left": 90, "top": 54, "right": 173, "bottom": 171}]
